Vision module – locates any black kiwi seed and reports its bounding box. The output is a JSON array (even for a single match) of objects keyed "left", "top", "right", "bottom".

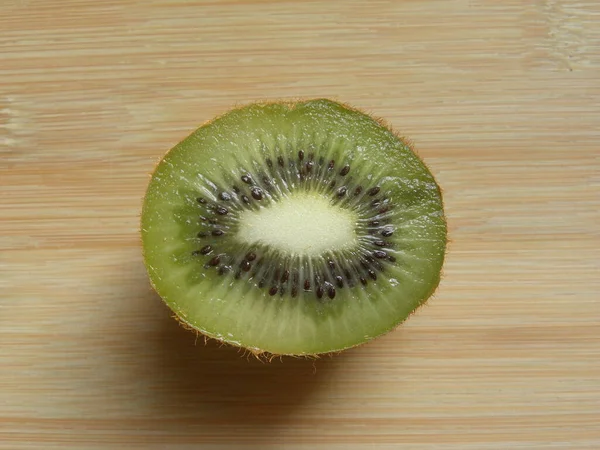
[
  {"left": 250, "top": 187, "right": 263, "bottom": 200},
  {"left": 337, "top": 186, "right": 347, "bottom": 197},
  {"left": 291, "top": 285, "right": 298, "bottom": 297},
  {"left": 388, "top": 255, "right": 397, "bottom": 263},
  {"left": 327, "top": 284, "right": 336, "bottom": 299},
  {"left": 298, "top": 150, "right": 304, "bottom": 160},
  {"left": 360, "top": 277, "right": 368, "bottom": 286},
  {"left": 373, "top": 240, "right": 386, "bottom": 247},
  {"left": 281, "top": 270, "right": 290, "bottom": 283},
  {"left": 197, "top": 231, "right": 209, "bottom": 238},
  {"left": 328, "top": 160, "right": 335, "bottom": 170},
  {"left": 196, "top": 197, "right": 206, "bottom": 204},
  {"left": 219, "top": 192, "right": 232, "bottom": 201},
  {"left": 269, "top": 286, "right": 278, "bottom": 296},
  {"left": 327, "top": 260, "right": 335, "bottom": 270},
  {"left": 368, "top": 186, "right": 380, "bottom": 196},
  {"left": 240, "top": 260, "right": 251, "bottom": 272},
  {"left": 354, "top": 186, "right": 363, "bottom": 196},
  {"left": 245, "top": 252, "right": 256, "bottom": 262},
  {"left": 304, "top": 279, "right": 311, "bottom": 291},
  {"left": 216, "top": 206, "right": 228, "bottom": 215},
  {"left": 368, "top": 270, "right": 377, "bottom": 280},
  {"left": 232, "top": 185, "right": 241, "bottom": 194},
  {"left": 199, "top": 245, "right": 212, "bottom": 255},
  {"left": 212, "top": 229, "right": 224, "bottom": 236},
  {"left": 316, "top": 284, "right": 324, "bottom": 299},
  {"left": 335, "top": 275, "right": 344, "bottom": 288},
  {"left": 266, "top": 158, "right": 273, "bottom": 168},
  {"left": 381, "top": 228, "right": 394, "bottom": 237},
  {"left": 306, "top": 161, "right": 314, "bottom": 172},
  {"left": 340, "top": 165, "right": 350, "bottom": 176},
  {"left": 379, "top": 206, "right": 390, "bottom": 214},
  {"left": 218, "top": 265, "right": 230, "bottom": 275},
  {"left": 208, "top": 255, "right": 221, "bottom": 266},
  {"left": 241, "top": 174, "right": 252, "bottom": 184}
]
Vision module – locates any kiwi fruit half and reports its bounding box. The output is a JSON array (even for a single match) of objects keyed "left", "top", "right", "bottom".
[{"left": 141, "top": 99, "right": 446, "bottom": 357}]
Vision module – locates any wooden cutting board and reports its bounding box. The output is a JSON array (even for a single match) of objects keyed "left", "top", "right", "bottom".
[{"left": 2, "top": 1, "right": 599, "bottom": 449}]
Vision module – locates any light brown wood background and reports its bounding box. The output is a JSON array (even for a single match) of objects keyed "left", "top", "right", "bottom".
[{"left": 1, "top": 1, "right": 599, "bottom": 449}]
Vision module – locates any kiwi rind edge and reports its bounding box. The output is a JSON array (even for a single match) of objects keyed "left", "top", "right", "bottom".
[{"left": 140, "top": 97, "right": 447, "bottom": 360}]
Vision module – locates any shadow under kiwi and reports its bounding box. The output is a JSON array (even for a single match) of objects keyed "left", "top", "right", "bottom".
[
  {"left": 133, "top": 265, "right": 351, "bottom": 434},
  {"left": 103, "top": 256, "right": 403, "bottom": 445},
  {"left": 149, "top": 310, "right": 345, "bottom": 422}
]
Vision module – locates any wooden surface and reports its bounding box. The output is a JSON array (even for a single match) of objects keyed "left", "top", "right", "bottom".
[{"left": 1, "top": 1, "right": 599, "bottom": 449}]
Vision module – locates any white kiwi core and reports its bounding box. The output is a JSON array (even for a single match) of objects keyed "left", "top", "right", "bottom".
[{"left": 236, "top": 193, "right": 357, "bottom": 256}]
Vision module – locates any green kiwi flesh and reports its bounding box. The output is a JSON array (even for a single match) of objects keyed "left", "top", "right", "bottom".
[{"left": 141, "top": 99, "right": 447, "bottom": 356}]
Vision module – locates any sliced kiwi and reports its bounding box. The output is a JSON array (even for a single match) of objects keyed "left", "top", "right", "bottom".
[{"left": 141, "top": 99, "right": 446, "bottom": 357}]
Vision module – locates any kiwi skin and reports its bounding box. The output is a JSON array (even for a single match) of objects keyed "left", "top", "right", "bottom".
[{"left": 141, "top": 98, "right": 447, "bottom": 360}]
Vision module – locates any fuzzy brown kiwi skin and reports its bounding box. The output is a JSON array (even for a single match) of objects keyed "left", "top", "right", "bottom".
[{"left": 140, "top": 98, "right": 448, "bottom": 361}]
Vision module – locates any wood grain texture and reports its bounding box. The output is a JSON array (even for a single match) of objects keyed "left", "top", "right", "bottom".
[{"left": 1, "top": 1, "right": 599, "bottom": 449}]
